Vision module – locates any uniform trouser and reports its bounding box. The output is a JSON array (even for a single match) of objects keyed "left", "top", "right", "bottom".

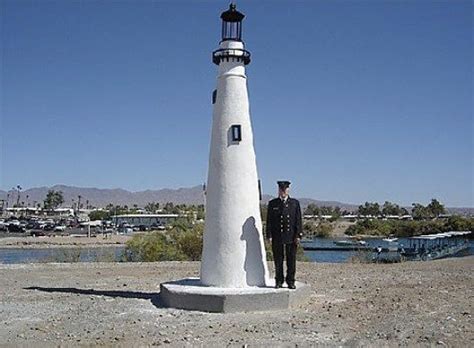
[{"left": 272, "top": 242, "right": 297, "bottom": 284}]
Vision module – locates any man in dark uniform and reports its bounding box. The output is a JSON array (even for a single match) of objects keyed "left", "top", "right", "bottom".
[{"left": 265, "top": 181, "right": 303, "bottom": 289}]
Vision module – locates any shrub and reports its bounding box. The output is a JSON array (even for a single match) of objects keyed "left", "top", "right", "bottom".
[
  {"left": 303, "top": 221, "right": 334, "bottom": 238},
  {"left": 314, "top": 223, "right": 334, "bottom": 238},
  {"left": 122, "top": 224, "right": 204, "bottom": 262},
  {"left": 344, "top": 216, "right": 473, "bottom": 238},
  {"left": 122, "top": 232, "right": 186, "bottom": 262},
  {"left": 175, "top": 224, "right": 204, "bottom": 261}
]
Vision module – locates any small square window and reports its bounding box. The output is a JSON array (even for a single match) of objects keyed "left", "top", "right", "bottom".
[{"left": 231, "top": 125, "right": 242, "bottom": 142}]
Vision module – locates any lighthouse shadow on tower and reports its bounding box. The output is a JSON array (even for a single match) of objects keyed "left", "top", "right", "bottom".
[{"left": 240, "top": 217, "right": 266, "bottom": 286}]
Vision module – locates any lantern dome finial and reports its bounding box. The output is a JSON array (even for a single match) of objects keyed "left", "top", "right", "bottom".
[{"left": 220, "top": 3, "right": 245, "bottom": 23}]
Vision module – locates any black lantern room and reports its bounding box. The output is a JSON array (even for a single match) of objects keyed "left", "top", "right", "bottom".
[
  {"left": 212, "top": 4, "right": 251, "bottom": 66},
  {"left": 221, "top": 3, "right": 245, "bottom": 41}
]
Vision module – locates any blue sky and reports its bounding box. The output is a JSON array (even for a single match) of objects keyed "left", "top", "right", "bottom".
[{"left": 1, "top": 0, "right": 472, "bottom": 207}]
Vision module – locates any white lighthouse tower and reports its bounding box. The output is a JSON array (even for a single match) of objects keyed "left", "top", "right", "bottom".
[
  {"left": 160, "top": 4, "right": 309, "bottom": 311},
  {"left": 200, "top": 4, "right": 269, "bottom": 288}
]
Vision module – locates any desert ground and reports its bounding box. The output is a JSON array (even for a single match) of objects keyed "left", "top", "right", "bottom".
[{"left": 0, "top": 257, "right": 472, "bottom": 346}]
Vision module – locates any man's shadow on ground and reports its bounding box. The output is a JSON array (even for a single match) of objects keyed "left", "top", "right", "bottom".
[{"left": 23, "top": 286, "right": 164, "bottom": 309}]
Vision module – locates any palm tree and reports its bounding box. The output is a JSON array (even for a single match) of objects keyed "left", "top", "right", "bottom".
[{"left": 13, "top": 185, "right": 22, "bottom": 207}]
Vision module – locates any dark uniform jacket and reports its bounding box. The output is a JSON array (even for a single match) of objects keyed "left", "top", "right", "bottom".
[{"left": 266, "top": 197, "right": 303, "bottom": 244}]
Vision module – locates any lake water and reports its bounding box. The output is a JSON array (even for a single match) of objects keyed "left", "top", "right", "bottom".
[
  {"left": 0, "top": 238, "right": 472, "bottom": 264},
  {"left": 0, "top": 247, "right": 125, "bottom": 264}
]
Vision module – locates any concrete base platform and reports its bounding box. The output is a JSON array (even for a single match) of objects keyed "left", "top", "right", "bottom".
[{"left": 160, "top": 278, "right": 311, "bottom": 313}]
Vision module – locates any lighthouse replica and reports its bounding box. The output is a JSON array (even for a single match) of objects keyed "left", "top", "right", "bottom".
[
  {"left": 200, "top": 4, "right": 269, "bottom": 288},
  {"left": 160, "top": 4, "right": 309, "bottom": 312}
]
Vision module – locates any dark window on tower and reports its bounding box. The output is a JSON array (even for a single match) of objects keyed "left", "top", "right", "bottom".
[
  {"left": 231, "top": 125, "right": 242, "bottom": 142},
  {"left": 212, "top": 90, "right": 217, "bottom": 104}
]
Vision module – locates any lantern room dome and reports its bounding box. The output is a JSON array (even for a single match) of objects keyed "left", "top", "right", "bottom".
[{"left": 220, "top": 3, "right": 245, "bottom": 22}]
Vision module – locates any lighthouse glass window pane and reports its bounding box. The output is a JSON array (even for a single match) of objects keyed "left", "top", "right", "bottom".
[
  {"left": 231, "top": 125, "right": 242, "bottom": 141},
  {"left": 212, "top": 90, "right": 217, "bottom": 104},
  {"left": 223, "top": 22, "right": 230, "bottom": 39},
  {"left": 236, "top": 22, "right": 241, "bottom": 40}
]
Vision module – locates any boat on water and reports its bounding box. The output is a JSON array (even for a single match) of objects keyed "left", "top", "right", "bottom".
[
  {"left": 399, "top": 231, "right": 471, "bottom": 261},
  {"left": 333, "top": 240, "right": 367, "bottom": 247}
]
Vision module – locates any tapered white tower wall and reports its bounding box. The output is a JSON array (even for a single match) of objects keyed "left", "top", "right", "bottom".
[{"left": 200, "top": 37, "right": 269, "bottom": 287}]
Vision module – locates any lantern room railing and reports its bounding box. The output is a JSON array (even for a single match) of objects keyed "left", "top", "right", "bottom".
[{"left": 212, "top": 48, "right": 251, "bottom": 65}]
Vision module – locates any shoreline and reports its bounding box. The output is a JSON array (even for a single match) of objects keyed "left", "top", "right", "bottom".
[{"left": 0, "top": 235, "right": 130, "bottom": 249}]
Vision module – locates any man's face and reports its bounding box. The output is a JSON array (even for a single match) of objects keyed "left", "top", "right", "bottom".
[{"left": 278, "top": 187, "right": 289, "bottom": 198}]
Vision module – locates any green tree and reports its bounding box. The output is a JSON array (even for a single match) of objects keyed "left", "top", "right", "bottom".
[
  {"left": 411, "top": 203, "right": 430, "bottom": 220},
  {"left": 445, "top": 215, "right": 473, "bottom": 231},
  {"left": 304, "top": 203, "right": 320, "bottom": 216},
  {"left": 382, "top": 201, "right": 403, "bottom": 216},
  {"left": 331, "top": 206, "right": 342, "bottom": 220},
  {"left": 427, "top": 199, "right": 445, "bottom": 218},
  {"left": 358, "top": 202, "right": 380, "bottom": 217},
  {"left": 145, "top": 202, "right": 160, "bottom": 213},
  {"left": 320, "top": 206, "right": 333, "bottom": 216},
  {"left": 163, "top": 202, "right": 180, "bottom": 214},
  {"left": 89, "top": 210, "right": 111, "bottom": 221},
  {"left": 43, "top": 190, "right": 64, "bottom": 209}
]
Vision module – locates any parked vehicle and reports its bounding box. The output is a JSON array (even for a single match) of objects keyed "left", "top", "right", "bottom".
[
  {"left": 8, "top": 224, "right": 26, "bottom": 233},
  {"left": 118, "top": 224, "right": 133, "bottom": 234},
  {"left": 25, "top": 222, "right": 38, "bottom": 230},
  {"left": 54, "top": 225, "right": 67, "bottom": 232},
  {"left": 30, "top": 230, "right": 46, "bottom": 237},
  {"left": 43, "top": 224, "right": 55, "bottom": 231},
  {"left": 150, "top": 223, "right": 166, "bottom": 230}
]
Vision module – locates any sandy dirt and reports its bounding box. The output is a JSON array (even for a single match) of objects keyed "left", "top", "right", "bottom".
[
  {"left": 0, "top": 235, "right": 131, "bottom": 249},
  {"left": 0, "top": 257, "right": 472, "bottom": 347}
]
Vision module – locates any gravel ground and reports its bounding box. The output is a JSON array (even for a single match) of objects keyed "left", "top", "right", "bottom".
[{"left": 0, "top": 257, "right": 472, "bottom": 347}]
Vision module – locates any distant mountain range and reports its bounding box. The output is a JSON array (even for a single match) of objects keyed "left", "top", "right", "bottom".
[{"left": 0, "top": 185, "right": 472, "bottom": 215}]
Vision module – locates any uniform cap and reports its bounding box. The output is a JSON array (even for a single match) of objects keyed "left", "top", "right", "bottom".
[{"left": 277, "top": 181, "right": 291, "bottom": 189}]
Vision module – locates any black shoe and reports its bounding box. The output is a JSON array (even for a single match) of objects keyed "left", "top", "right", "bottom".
[
  {"left": 288, "top": 283, "right": 296, "bottom": 290},
  {"left": 275, "top": 282, "right": 283, "bottom": 289}
]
